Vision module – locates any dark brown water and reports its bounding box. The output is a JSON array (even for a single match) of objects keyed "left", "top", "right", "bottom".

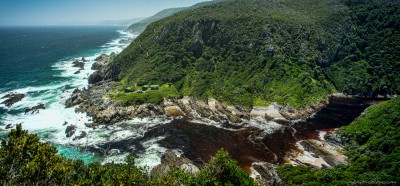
[{"left": 90, "top": 96, "right": 380, "bottom": 172}]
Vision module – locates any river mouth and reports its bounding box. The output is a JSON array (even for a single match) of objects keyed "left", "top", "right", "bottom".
[{"left": 86, "top": 96, "right": 377, "bottom": 172}]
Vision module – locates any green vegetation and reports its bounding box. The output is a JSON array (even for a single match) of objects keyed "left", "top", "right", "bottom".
[
  {"left": 110, "top": 84, "right": 182, "bottom": 105},
  {"left": 277, "top": 97, "right": 400, "bottom": 185},
  {"left": 325, "top": 0, "right": 400, "bottom": 96},
  {"left": 0, "top": 125, "right": 255, "bottom": 185},
  {"left": 117, "top": 0, "right": 345, "bottom": 107},
  {"left": 116, "top": 0, "right": 399, "bottom": 108}
]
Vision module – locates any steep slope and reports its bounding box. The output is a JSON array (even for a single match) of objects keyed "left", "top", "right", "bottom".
[
  {"left": 325, "top": 0, "right": 400, "bottom": 96},
  {"left": 115, "top": 0, "right": 346, "bottom": 107},
  {"left": 113, "top": 0, "right": 399, "bottom": 108}
]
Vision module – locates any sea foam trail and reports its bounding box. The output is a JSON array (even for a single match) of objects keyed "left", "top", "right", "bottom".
[{"left": 0, "top": 30, "right": 136, "bottom": 163}]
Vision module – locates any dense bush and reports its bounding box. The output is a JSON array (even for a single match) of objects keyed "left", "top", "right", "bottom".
[
  {"left": 0, "top": 125, "right": 255, "bottom": 185},
  {"left": 116, "top": 0, "right": 400, "bottom": 108},
  {"left": 277, "top": 97, "right": 400, "bottom": 185},
  {"left": 325, "top": 0, "right": 400, "bottom": 96},
  {"left": 115, "top": 0, "right": 346, "bottom": 108}
]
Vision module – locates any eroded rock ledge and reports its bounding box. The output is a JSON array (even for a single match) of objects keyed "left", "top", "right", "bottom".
[{"left": 65, "top": 79, "right": 334, "bottom": 127}]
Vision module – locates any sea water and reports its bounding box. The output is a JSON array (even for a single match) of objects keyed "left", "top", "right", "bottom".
[{"left": 0, "top": 26, "right": 133, "bottom": 163}]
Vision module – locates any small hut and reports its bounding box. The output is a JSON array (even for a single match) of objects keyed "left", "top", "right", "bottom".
[{"left": 150, "top": 85, "right": 159, "bottom": 90}]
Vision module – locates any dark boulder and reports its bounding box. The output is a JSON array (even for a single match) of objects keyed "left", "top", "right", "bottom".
[
  {"left": 65, "top": 88, "right": 83, "bottom": 108},
  {"left": 5, "top": 124, "right": 14, "bottom": 129},
  {"left": 88, "top": 71, "right": 104, "bottom": 84},
  {"left": 1, "top": 93, "right": 25, "bottom": 107},
  {"left": 65, "top": 125, "right": 76, "bottom": 138},
  {"left": 72, "top": 60, "right": 85, "bottom": 70},
  {"left": 24, "top": 103, "right": 45, "bottom": 115},
  {"left": 91, "top": 61, "right": 105, "bottom": 70},
  {"left": 95, "top": 54, "right": 109, "bottom": 62}
]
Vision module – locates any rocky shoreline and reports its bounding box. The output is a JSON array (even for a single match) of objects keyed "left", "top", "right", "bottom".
[
  {"left": 66, "top": 83, "right": 334, "bottom": 128},
  {"left": 66, "top": 73, "right": 333, "bottom": 128},
  {"left": 62, "top": 52, "right": 370, "bottom": 184},
  {"left": 64, "top": 51, "right": 336, "bottom": 128}
]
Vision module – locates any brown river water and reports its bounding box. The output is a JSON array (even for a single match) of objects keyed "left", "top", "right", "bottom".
[{"left": 89, "top": 96, "right": 385, "bottom": 172}]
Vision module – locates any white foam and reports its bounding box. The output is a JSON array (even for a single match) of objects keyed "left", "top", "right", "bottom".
[
  {"left": 134, "top": 136, "right": 168, "bottom": 169},
  {"left": 103, "top": 152, "right": 130, "bottom": 164},
  {"left": 0, "top": 29, "right": 135, "bottom": 153}
]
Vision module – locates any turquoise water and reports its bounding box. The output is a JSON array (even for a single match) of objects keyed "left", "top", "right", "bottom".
[{"left": 0, "top": 26, "right": 132, "bottom": 162}]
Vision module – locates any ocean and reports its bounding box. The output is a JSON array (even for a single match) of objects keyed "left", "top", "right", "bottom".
[
  {"left": 0, "top": 26, "right": 133, "bottom": 163},
  {"left": 0, "top": 26, "right": 371, "bottom": 170}
]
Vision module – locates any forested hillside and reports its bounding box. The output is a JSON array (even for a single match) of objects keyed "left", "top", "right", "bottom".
[
  {"left": 325, "top": 0, "right": 400, "bottom": 96},
  {"left": 114, "top": 0, "right": 400, "bottom": 108}
]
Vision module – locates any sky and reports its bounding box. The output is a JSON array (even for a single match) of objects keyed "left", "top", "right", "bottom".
[{"left": 0, "top": 0, "right": 208, "bottom": 26}]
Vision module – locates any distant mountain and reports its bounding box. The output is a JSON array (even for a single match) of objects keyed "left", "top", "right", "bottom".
[
  {"left": 125, "top": 8, "right": 186, "bottom": 34},
  {"left": 97, "top": 17, "right": 146, "bottom": 26},
  {"left": 126, "top": 1, "right": 216, "bottom": 34}
]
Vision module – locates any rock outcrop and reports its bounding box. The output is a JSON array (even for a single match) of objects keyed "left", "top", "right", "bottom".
[
  {"left": 65, "top": 125, "right": 77, "bottom": 138},
  {"left": 88, "top": 53, "right": 120, "bottom": 84},
  {"left": 1, "top": 93, "right": 25, "bottom": 107},
  {"left": 72, "top": 60, "right": 85, "bottom": 70},
  {"left": 65, "top": 89, "right": 84, "bottom": 108},
  {"left": 24, "top": 103, "right": 45, "bottom": 114},
  {"left": 151, "top": 151, "right": 199, "bottom": 177},
  {"left": 251, "top": 162, "right": 283, "bottom": 186},
  {"left": 66, "top": 78, "right": 336, "bottom": 127}
]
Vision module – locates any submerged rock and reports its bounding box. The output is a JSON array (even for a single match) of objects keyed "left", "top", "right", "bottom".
[
  {"left": 65, "top": 125, "right": 77, "bottom": 138},
  {"left": 73, "top": 131, "right": 87, "bottom": 141},
  {"left": 1, "top": 93, "right": 25, "bottom": 107},
  {"left": 5, "top": 124, "right": 14, "bottom": 129}
]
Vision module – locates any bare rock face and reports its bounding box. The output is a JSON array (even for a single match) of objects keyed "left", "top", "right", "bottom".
[
  {"left": 92, "top": 54, "right": 110, "bottom": 70},
  {"left": 299, "top": 139, "right": 347, "bottom": 167},
  {"left": 88, "top": 53, "right": 120, "bottom": 84},
  {"left": 65, "top": 89, "right": 83, "bottom": 108},
  {"left": 1, "top": 93, "right": 25, "bottom": 107},
  {"left": 151, "top": 151, "right": 200, "bottom": 177},
  {"left": 251, "top": 162, "right": 283, "bottom": 186},
  {"left": 88, "top": 63, "right": 120, "bottom": 84}
]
